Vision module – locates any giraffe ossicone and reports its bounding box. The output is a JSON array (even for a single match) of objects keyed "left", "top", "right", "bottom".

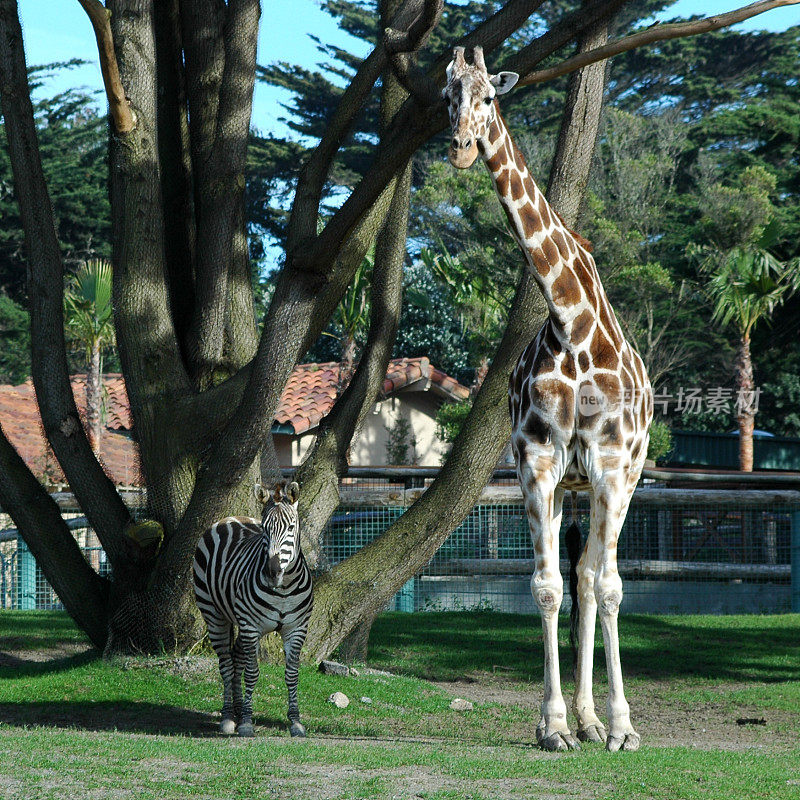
[{"left": 443, "top": 46, "right": 654, "bottom": 753}]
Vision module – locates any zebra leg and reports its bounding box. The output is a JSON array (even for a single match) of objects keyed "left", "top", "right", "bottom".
[
  {"left": 206, "top": 617, "right": 236, "bottom": 735},
  {"left": 283, "top": 626, "right": 308, "bottom": 737},
  {"left": 231, "top": 633, "right": 246, "bottom": 727},
  {"left": 237, "top": 627, "right": 260, "bottom": 737}
]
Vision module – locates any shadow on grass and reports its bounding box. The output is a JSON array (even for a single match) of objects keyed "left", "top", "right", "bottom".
[
  {"left": 0, "top": 648, "right": 98, "bottom": 677},
  {"left": 0, "top": 700, "right": 291, "bottom": 737},
  {"left": 368, "top": 612, "right": 800, "bottom": 684}
]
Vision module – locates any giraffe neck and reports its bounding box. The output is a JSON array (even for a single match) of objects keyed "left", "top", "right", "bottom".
[{"left": 479, "top": 109, "right": 616, "bottom": 340}]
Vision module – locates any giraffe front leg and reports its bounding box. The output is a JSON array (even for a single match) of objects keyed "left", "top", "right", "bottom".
[
  {"left": 528, "top": 484, "right": 579, "bottom": 752},
  {"left": 236, "top": 628, "right": 260, "bottom": 738},
  {"left": 594, "top": 484, "right": 639, "bottom": 752},
  {"left": 282, "top": 626, "right": 308, "bottom": 738},
  {"left": 572, "top": 534, "right": 606, "bottom": 743}
]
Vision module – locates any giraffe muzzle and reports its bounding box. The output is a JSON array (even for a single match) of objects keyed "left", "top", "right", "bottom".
[{"left": 449, "top": 138, "right": 479, "bottom": 169}]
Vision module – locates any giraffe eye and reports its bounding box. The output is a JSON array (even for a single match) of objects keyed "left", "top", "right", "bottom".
[{"left": 484, "top": 96, "right": 493, "bottom": 105}]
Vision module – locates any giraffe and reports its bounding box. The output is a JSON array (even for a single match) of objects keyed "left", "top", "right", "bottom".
[{"left": 442, "top": 46, "right": 653, "bottom": 753}]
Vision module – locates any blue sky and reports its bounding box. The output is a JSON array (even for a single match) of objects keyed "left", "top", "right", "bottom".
[{"left": 18, "top": 1, "right": 800, "bottom": 138}]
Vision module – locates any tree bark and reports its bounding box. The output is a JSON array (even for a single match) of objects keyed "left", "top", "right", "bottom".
[{"left": 737, "top": 332, "right": 755, "bottom": 472}]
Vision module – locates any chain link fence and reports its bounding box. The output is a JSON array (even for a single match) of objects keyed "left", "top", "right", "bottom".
[
  {"left": 323, "top": 483, "right": 799, "bottom": 615},
  {"left": 2, "top": 478, "right": 799, "bottom": 615}
]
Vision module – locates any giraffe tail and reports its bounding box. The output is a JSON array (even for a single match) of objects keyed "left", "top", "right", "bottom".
[{"left": 564, "top": 491, "right": 583, "bottom": 669}]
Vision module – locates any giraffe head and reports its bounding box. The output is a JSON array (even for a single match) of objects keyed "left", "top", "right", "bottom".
[{"left": 442, "top": 46, "right": 518, "bottom": 169}]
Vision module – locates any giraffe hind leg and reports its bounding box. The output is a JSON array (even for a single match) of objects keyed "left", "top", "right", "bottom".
[{"left": 572, "top": 512, "right": 606, "bottom": 743}]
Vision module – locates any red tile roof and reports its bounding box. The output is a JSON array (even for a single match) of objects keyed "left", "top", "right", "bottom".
[
  {"left": 275, "top": 357, "right": 469, "bottom": 434},
  {"left": 0, "top": 358, "right": 468, "bottom": 485},
  {"left": 0, "top": 375, "right": 141, "bottom": 488}
]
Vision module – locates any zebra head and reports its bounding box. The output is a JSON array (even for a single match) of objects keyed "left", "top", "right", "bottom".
[{"left": 254, "top": 480, "right": 301, "bottom": 588}]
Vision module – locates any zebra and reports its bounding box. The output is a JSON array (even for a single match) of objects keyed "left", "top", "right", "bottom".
[{"left": 193, "top": 480, "right": 313, "bottom": 738}]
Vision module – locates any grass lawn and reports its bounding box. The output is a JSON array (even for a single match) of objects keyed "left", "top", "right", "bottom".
[{"left": 1, "top": 610, "right": 799, "bottom": 799}]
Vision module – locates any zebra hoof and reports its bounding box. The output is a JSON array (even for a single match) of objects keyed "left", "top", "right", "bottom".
[
  {"left": 290, "top": 721, "right": 307, "bottom": 738},
  {"left": 237, "top": 722, "right": 255, "bottom": 738},
  {"left": 219, "top": 718, "right": 236, "bottom": 735}
]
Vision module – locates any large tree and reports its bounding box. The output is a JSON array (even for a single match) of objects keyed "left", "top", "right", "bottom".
[{"left": 0, "top": 0, "right": 792, "bottom": 658}]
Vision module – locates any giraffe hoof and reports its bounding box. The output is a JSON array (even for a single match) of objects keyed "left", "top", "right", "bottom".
[
  {"left": 577, "top": 723, "right": 607, "bottom": 743},
  {"left": 237, "top": 722, "right": 255, "bottom": 738},
  {"left": 539, "top": 732, "right": 580, "bottom": 752},
  {"left": 289, "top": 721, "right": 307, "bottom": 738},
  {"left": 606, "top": 731, "right": 640, "bottom": 752}
]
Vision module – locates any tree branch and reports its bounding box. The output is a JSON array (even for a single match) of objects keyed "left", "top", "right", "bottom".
[
  {"left": 188, "top": 0, "right": 260, "bottom": 381},
  {"left": 0, "top": 0, "right": 132, "bottom": 563},
  {"left": 295, "top": 48, "right": 413, "bottom": 564},
  {"left": 287, "top": 0, "right": 440, "bottom": 259},
  {"left": 298, "top": 0, "right": 621, "bottom": 277},
  {"left": 75, "top": 0, "right": 135, "bottom": 132},
  {"left": 518, "top": 0, "right": 800, "bottom": 87},
  {"left": 0, "top": 424, "right": 109, "bottom": 648}
]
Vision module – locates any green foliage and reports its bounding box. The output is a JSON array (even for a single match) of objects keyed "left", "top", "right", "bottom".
[
  {"left": 692, "top": 240, "right": 800, "bottom": 340},
  {"left": 0, "top": 64, "right": 111, "bottom": 301},
  {"left": 646, "top": 420, "right": 673, "bottom": 463},
  {"left": 394, "top": 261, "right": 471, "bottom": 383},
  {"left": 0, "top": 293, "right": 30, "bottom": 384},
  {"left": 63, "top": 258, "right": 116, "bottom": 366},
  {"left": 385, "top": 414, "right": 416, "bottom": 465},
  {"left": 697, "top": 165, "right": 777, "bottom": 253},
  {"left": 435, "top": 400, "right": 472, "bottom": 445}
]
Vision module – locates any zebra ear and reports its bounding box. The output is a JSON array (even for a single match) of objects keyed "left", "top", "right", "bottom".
[
  {"left": 253, "top": 483, "right": 270, "bottom": 505},
  {"left": 286, "top": 481, "right": 300, "bottom": 504}
]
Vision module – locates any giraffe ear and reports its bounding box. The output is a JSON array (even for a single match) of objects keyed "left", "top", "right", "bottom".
[{"left": 491, "top": 71, "right": 518, "bottom": 95}]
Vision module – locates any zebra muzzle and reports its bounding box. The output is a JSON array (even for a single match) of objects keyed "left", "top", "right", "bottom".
[{"left": 267, "top": 554, "right": 283, "bottom": 585}]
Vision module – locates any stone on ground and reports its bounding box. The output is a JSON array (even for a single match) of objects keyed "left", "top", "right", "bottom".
[{"left": 328, "top": 691, "right": 350, "bottom": 708}]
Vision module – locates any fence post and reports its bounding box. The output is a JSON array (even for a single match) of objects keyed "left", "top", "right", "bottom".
[
  {"left": 792, "top": 511, "right": 800, "bottom": 614},
  {"left": 395, "top": 578, "right": 416, "bottom": 612},
  {"left": 15, "top": 535, "right": 36, "bottom": 610}
]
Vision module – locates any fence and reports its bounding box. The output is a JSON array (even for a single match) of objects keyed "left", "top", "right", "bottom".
[{"left": 2, "top": 474, "right": 799, "bottom": 615}]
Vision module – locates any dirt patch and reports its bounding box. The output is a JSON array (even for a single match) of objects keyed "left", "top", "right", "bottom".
[{"left": 433, "top": 674, "right": 797, "bottom": 752}]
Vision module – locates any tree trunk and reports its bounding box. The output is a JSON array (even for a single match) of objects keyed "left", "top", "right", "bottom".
[
  {"left": 85, "top": 344, "right": 102, "bottom": 455},
  {"left": 470, "top": 356, "right": 490, "bottom": 398},
  {"left": 338, "top": 335, "right": 357, "bottom": 395},
  {"left": 736, "top": 332, "right": 755, "bottom": 472}
]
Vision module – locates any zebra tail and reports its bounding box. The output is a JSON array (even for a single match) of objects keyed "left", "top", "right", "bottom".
[{"left": 564, "top": 517, "right": 583, "bottom": 671}]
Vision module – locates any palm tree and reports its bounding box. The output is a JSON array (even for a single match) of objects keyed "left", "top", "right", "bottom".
[
  {"left": 334, "top": 248, "right": 373, "bottom": 394},
  {"left": 693, "top": 243, "right": 800, "bottom": 471},
  {"left": 64, "top": 258, "right": 116, "bottom": 455}
]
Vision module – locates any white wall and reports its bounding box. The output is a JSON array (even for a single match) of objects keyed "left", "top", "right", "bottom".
[{"left": 275, "top": 390, "right": 450, "bottom": 467}]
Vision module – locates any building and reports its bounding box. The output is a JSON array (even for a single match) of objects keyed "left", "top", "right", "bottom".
[{"left": 273, "top": 357, "right": 470, "bottom": 467}]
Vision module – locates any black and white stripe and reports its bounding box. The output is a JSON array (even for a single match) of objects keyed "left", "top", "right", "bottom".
[{"left": 193, "top": 480, "right": 313, "bottom": 738}]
